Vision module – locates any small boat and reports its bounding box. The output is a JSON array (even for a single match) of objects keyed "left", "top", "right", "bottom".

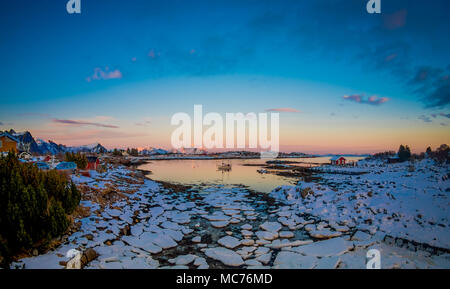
[{"left": 217, "top": 162, "right": 231, "bottom": 171}]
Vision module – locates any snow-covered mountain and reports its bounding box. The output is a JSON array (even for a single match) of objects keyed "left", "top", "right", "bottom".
[
  {"left": 35, "top": 138, "right": 68, "bottom": 155},
  {"left": 140, "top": 147, "right": 169, "bottom": 155},
  {"left": 69, "top": 143, "right": 107, "bottom": 153},
  {"left": 4, "top": 129, "right": 107, "bottom": 155}
]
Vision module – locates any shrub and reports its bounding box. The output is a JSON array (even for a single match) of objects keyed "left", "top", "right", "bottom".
[
  {"left": 0, "top": 152, "right": 81, "bottom": 266},
  {"left": 434, "top": 144, "right": 450, "bottom": 164},
  {"left": 372, "top": 151, "right": 396, "bottom": 159},
  {"left": 112, "top": 149, "right": 122, "bottom": 156},
  {"left": 127, "top": 148, "right": 139, "bottom": 157},
  {"left": 65, "top": 152, "right": 87, "bottom": 170}
]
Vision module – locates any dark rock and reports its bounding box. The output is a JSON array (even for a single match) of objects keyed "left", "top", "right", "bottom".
[
  {"left": 80, "top": 248, "right": 98, "bottom": 268},
  {"left": 59, "top": 261, "right": 67, "bottom": 266},
  {"left": 301, "top": 187, "right": 314, "bottom": 199},
  {"left": 121, "top": 225, "right": 130, "bottom": 236},
  {"left": 84, "top": 234, "right": 94, "bottom": 241}
]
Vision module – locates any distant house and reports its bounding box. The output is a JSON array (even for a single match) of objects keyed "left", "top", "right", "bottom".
[
  {"left": 86, "top": 156, "right": 100, "bottom": 171},
  {"left": 330, "top": 156, "right": 346, "bottom": 165},
  {"left": 0, "top": 132, "right": 19, "bottom": 153}
]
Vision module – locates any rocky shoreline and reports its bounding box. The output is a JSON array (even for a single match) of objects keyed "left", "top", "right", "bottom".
[{"left": 10, "top": 158, "right": 450, "bottom": 269}]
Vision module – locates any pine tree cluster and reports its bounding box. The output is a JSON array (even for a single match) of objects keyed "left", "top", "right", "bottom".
[{"left": 0, "top": 152, "right": 81, "bottom": 265}]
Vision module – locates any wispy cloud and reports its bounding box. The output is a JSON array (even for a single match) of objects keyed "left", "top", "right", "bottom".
[
  {"left": 343, "top": 94, "right": 389, "bottom": 106},
  {"left": 265, "top": 108, "right": 301, "bottom": 113},
  {"left": 52, "top": 118, "right": 119, "bottom": 128},
  {"left": 343, "top": 94, "right": 362, "bottom": 103},
  {"left": 418, "top": 115, "right": 432, "bottom": 123},
  {"left": 86, "top": 67, "right": 122, "bottom": 82},
  {"left": 409, "top": 66, "right": 450, "bottom": 108},
  {"left": 367, "top": 96, "right": 390, "bottom": 105},
  {"left": 431, "top": 112, "right": 450, "bottom": 119}
]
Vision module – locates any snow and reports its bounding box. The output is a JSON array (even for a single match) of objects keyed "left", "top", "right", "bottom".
[
  {"left": 217, "top": 236, "right": 241, "bottom": 249},
  {"left": 168, "top": 254, "right": 196, "bottom": 265},
  {"left": 245, "top": 259, "right": 262, "bottom": 266},
  {"left": 241, "top": 224, "right": 252, "bottom": 230},
  {"left": 12, "top": 158, "right": 450, "bottom": 269},
  {"left": 270, "top": 158, "right": 450, "bottom": 249},
  {"left": 273, "top": 252, "right": 317, "bottom": 269},
  {"left": 204, "top": 247, "right": 244, "bottom": 267},
  {"left": 256, "top": 253, "right": 272, "bottom": 265},
  {"left": 66, "top": 249, "right": 80, "bottom": 259},
  {"left": 259, "top": 221, "right": 282, "bottom": 232},
  {"left": 121, "top": 235, "right": 163, "bottom": 254},
  {"left": 308, "top": 229, "right": 342, "bottom": 239},
  {"left": 289, "top": 237, "right": 354, "bottom": 257},
  {"left": 211, "top": 221, "right": 229, "bottom": 228},
  {"left": 315, "top": 256, "right": 341, "bottom": 269},
  {"left": 279, "top": 231, "right": 294, "bottom": 238},
  {"left": 255, "top": 231, "right": 278, "bottom": 241},
  {"left": 139, "top": 231, "right": 177, "bottom": 249},
  {"left": 267, "top": 239, "right": 313, "bottom": 249},
  {"left": 241, "top": 239, "right": 255, "bottom": 246}
]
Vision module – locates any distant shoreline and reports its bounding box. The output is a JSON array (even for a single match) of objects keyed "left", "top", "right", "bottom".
[{"left": 121, "top": 154, "right": 369, "bottom": 165}]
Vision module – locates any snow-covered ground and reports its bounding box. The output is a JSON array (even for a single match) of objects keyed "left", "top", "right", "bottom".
[
  {"left": 272, "top": 159, "right": 449, "bottom": 248},
  {"left": 10, "top": 159, "right": 450, "bottom": 269}
]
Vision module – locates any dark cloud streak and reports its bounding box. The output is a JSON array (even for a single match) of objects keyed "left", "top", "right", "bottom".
[
  {"left": 52, "top": 119, "right": 119, "bottom": 128},
  {"left": 343, "top": 94, "right": 389, "bottom": 106}
]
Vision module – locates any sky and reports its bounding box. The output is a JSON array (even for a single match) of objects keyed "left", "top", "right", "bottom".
[{"left": 0, "top": 0, "right": 449, "bottom": 154}]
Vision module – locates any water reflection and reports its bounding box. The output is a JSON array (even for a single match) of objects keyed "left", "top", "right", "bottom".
[{"left": 138, "top": 157, "right": 364, "bottom": 193}]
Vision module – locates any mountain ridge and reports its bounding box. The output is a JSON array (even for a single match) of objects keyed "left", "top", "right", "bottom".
[{"left": 2, "top": 129, "right": 107, "bottom": 155}]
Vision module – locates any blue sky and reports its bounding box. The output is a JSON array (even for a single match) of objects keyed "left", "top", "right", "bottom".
[{"left": 0, "top": 0, "right": 449, "bottom": 153}]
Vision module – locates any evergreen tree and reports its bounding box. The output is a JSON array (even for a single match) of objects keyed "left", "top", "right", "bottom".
[
  {"left": 398, "top": 145, "right": 411, "bottom": 162},
  {"left": 129, "top": 148, "right": 139, "bottom": 157},
  {"left": 112, "top": 149, "right": 122, "bottom": 156},
  {"left": 64, "top": 152, "right": 87, "bottom": 170},
  {"left": 435, "top": 144, "right": 450, "bottom": 163},
  {"left": 0, "top": 152, "right": 80, "bottom": 266}
]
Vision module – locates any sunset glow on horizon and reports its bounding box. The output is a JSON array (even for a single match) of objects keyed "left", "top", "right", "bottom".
[{"left": 1, "top": 1, "right": 449, "bottom": 154}]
